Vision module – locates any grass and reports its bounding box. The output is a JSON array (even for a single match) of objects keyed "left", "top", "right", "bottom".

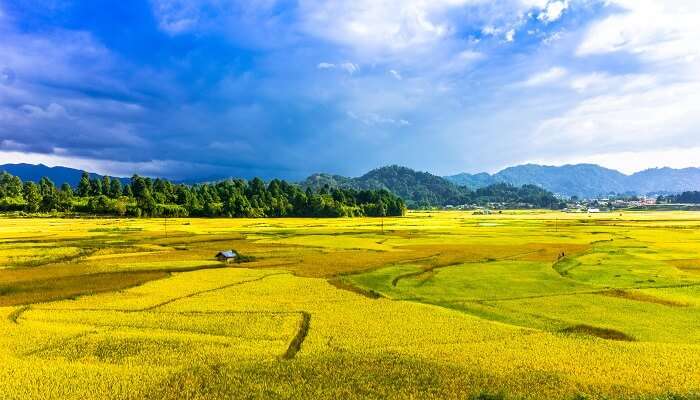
[{"left": 0, "top": 211, "right": 700, "bottom": 399}]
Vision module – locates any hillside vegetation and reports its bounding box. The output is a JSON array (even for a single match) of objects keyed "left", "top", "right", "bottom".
[
  {"left": 658, "top": 191, "right": 700, "bottom": 204},
  {"left": 0, "top": 171, "right": 405, "bottom": 218},
  {"left": 302, "top": 165, "right": 562, "bottom": 208}
]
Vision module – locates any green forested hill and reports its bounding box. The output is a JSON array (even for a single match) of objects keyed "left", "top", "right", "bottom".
[{"left": 302, "top": 165, "right": 561, "bottom": 208}]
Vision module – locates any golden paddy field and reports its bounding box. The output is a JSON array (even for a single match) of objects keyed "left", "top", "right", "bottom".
[{"left": 1, "top": 211, "right": 699, "bottom": 399}]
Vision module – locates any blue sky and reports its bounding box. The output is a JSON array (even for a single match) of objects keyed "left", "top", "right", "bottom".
[{"left": 0, "top": 1, "right": 699, "bottom": 180}]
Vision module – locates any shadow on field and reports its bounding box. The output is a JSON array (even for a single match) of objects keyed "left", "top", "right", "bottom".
[{"left": 560, "top": 324, "right": 636, "bottom": 341}]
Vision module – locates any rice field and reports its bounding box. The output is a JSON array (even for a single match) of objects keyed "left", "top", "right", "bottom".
[{"left": 1, "top": 211, "right": 699, "bottom": 399}]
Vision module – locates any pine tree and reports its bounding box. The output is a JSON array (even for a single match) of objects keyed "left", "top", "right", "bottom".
[{"left": 77, "top": 172, "right": 91, "bottom": 197}]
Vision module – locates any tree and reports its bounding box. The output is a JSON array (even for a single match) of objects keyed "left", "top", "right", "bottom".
[
  {"left": 23, "top": 182, "right": 42, "bottom": 212},
  {"left": 102, "top": 176, "right": 111, "bottom": 196},
  {"left": 109, "top": 179, "right": 122, "bottom": 199},
  {"left": 131, "top": 175, "right": 156, "bottom": 216},
  {"left": 90, "top": 178, "right": 103, "bottom": 196},
  {"left": 1, "top": 169, "right": 409, "bottom": 218},
  {"left": 77, "top": 172, "right": 91, "bottom": 197},
  {"left": 55, "top": 183, "right": 74, "bottom": 211},
  {"left": 39, "top": 177, "right": 56, "bottom": 197},
  {"left": 122, "top": 184, "right": 133, "bottom": 197},
  {"left": 39, "top": 177, "right": 58, "bottom": 212},
  {"left": 60, "top": 183, "right": 74, "bottom": 198},
  {"left": 377, "top": 199, "right": 387, "bottom": 217},
  {"left": 0, "top": 172, "right": 21, "bottom": 198}
]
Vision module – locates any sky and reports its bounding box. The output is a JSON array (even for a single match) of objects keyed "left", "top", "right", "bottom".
[{"left": 0, "top": 0, "right": 699, "bottom": 180}]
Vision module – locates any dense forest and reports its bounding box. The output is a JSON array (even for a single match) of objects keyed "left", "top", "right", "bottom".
[
  {"left": 658, "top": 191, "right": 700, "bottom": 204},
  {"left": 0, "top": 171, "right": 406, "bottom": 217},
  {"left": 303, "top": 165, "right": 563, "bottom": 208}
]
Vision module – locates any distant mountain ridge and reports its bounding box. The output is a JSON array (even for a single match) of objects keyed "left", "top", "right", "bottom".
[
  {"left": 3, "top": 162, "right": 698, "bottom": 201},
  {"left": 0, "top": 163, "right": 129, "bottom": 187},
  {"left": 446, "top": 164, "right": 700, "bottom": 198},
  {"left": 302, "top": 165, "right": 560, "bottom": 208}
]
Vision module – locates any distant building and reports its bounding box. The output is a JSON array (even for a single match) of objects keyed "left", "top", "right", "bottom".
[
  {"left": 641, "top": 197, "right": 657, "bottom": 206},
  {"left": 587, "top": 208, "right": 601, "bottom": 213},
  {"left": 216, "top": 250, "right": 238, "bottom": 263}
]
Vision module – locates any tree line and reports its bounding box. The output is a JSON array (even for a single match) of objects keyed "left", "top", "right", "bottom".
[
  {"left": 0, "top": 171, "right": 406, "bottom": 217},
  {"left": 657, "top": 191, "right": 700, "bottom": 204}
]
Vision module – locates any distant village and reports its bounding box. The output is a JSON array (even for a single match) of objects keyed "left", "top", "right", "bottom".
[
  {"left": 559, "top": 196, "right": 658, "bottom": 213},
  {"left": 441, "top": 194, "right": 700, "bottom": 214}
]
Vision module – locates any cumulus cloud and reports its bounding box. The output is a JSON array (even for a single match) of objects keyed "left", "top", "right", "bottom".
[
  {"left": 527, "top": 1, "right": 700, "bottom": 171},
  {"left": 576, "top": 1, "right": 700, "bottom": 63},
  {"left": 538, "top": 0, "right": 569, "bottom": 23},
  {"left": 297, "top": 0, "right": 470, "bottom": 54}
]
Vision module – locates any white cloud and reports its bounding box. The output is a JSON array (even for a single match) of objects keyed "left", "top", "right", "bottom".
[
  {"left": 482, "top": 25, "right": 498, "bottom": 36},
  {"left": 435, "top": 50, "right": 484, "bottom": 75},
  {"left": 569, "top": 72, "right": 609, "bottom": 92},
  {"left": 542, "top": 31, "right": 564, "bottom": 45},
  {"left": 530, "top": 1, "right": 700, "bottom": 171},
  {"left": 537, "top": 0, "right": 568, "bottom": 23},
  {"left": 150, "top": 0, "right": 200, "bottom": 34},
  {"left": 340, "top": 62, "right": 359, "bottom": 74},
  {"left": 297, "top": 0, "right": 566, "bottom": 55},
  {"left": 569, "top": 72, "right": 659, "bottom": 93},
  {"left": 522, "top": 66, "right": 567, "bottom": 86},
  {"left": 298, "top": 0, "right": 473, "bottom": 53},
  {"left": 577, "top": 1, "right": 700, "bottom": 64},
  {"left": 534, "top": 79, "right": 700, "bottom": 149},
  {"left": 317, "top": 62, "right": 359, "bottom": 74},
  {"left": 389, "top": 69, "right": 403, "bottom": 80}
]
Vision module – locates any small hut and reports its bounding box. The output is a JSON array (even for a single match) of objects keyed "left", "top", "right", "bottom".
[{"left": 215, "top": 250, "right": 238, "bottom": 263}]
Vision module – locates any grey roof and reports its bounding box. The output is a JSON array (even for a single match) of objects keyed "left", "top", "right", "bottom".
[{"left": 216, "top": 250, "right": 237, "bottom": 258}]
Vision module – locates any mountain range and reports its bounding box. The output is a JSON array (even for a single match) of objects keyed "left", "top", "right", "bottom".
[
  {"left": 445, "top": 164, "right": 700, "bottom": 198},
  {"left": 0, "top": 163, "right": 129, "bottom": 187},
  {"left": 301, "top": 165, "right": 560, "bottom": 208},
  {"left": 2, "top": 162, "right": 700, "bottom": 200}
]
